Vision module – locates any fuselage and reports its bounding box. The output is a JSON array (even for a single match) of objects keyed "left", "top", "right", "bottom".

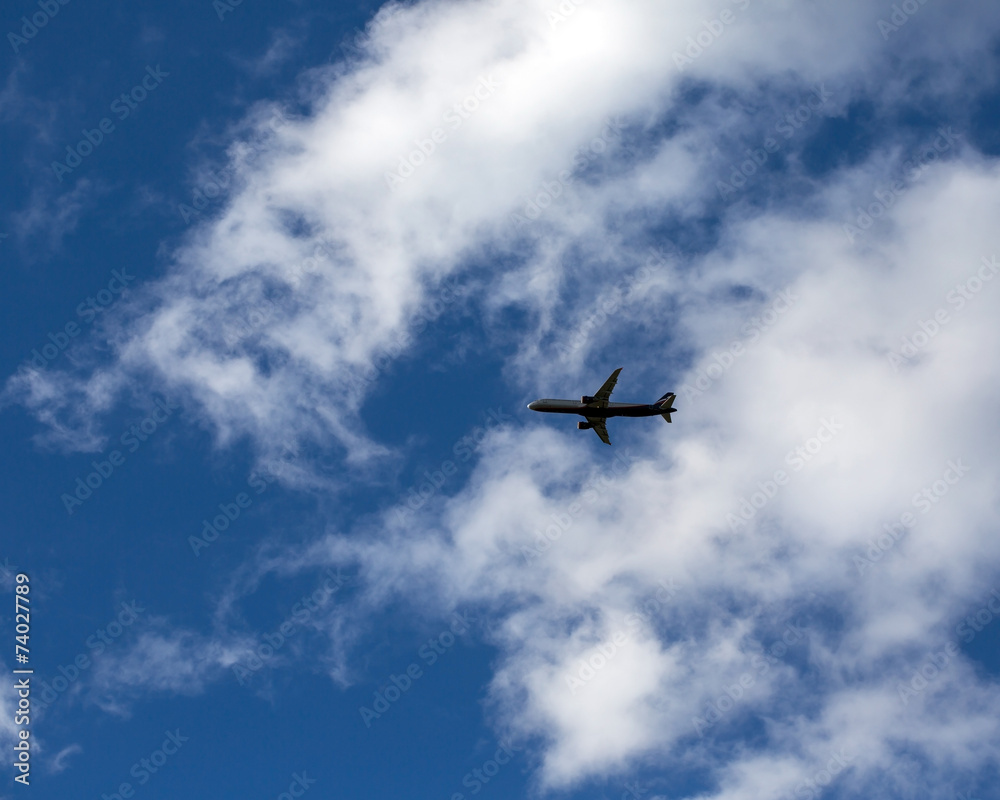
[{"left": 526, "top": 399, "right": 664, "bottom": 419}]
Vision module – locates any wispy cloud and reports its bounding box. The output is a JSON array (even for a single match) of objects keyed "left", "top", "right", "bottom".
[{"left": 7, "top": 1, "right": 1000, "bottom": 796}]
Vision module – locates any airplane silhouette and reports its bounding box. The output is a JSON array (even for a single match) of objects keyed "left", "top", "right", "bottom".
[{"left": 527, "top": 368, "right": 676, "bottom": 445}]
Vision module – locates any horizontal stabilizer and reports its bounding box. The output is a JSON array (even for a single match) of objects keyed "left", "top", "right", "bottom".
[{"left": 657, "top": 392, "right": 677, "bottom": 423}]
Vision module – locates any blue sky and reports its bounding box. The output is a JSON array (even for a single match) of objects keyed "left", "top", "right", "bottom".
[{"left": 2, "top": 1, "right": 1000, "bottom": 799}]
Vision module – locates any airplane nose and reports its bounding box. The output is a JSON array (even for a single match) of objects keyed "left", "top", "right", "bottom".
[{"left": 527, "top": 401, "right": 540, "bottom": 410}]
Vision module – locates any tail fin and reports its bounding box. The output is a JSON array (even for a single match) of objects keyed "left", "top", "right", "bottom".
[{"left": 655, "top": 392, "right": 677, "bottom": 423}]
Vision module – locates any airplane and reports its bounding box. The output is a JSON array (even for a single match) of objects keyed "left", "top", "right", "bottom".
[{"left": 527, "top": 368, "right": 677, "bottom": 445}]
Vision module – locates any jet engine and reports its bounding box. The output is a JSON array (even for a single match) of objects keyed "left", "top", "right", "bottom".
[
  {"left": 577, "top": 421, "right": 592, "bottom": 430},
  {"left": 581, "top": 395, "right": 595, "bottom": 404}
]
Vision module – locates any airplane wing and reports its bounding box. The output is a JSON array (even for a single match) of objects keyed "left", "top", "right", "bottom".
[
  {"left": 586, "top": 417, "right": 612, "bottom": 445},
  {"left": 592, "top": 368, "right": 623, "bottom": 407}
]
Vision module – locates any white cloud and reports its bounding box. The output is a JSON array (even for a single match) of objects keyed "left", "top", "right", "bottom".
[
  {"left": 87, "top": 625, "right": 249, "bottom": 716},
  {"left": 311, "top": 161, "right": 1000, "bottom": 790},
  {"left": 8, "top": 0, "right": 1000, "bottom": 795},
  {"left": 48, "top": 743, "right": 82, "bottom": 774}
]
